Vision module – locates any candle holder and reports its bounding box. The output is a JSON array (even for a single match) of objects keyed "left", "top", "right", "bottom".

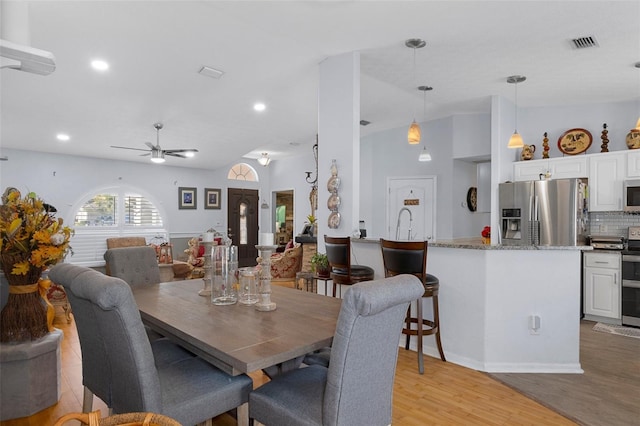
[
  {"left": 198, "top": 240, "right": 213, "bottom": 297},
  {"left": 255, "top": 244, "right": 278, "bottom": 311}
]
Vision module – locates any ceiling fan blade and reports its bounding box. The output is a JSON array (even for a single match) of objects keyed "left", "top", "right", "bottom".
[
  {"left": 164, "top": 152, "right": 187, "bottom": 158},
  {"left": 145, "top": 142, "right": 156, "bottom": 150},
  {"left": 111, "top": 145, "right": 151, "bottom": 152},
  {"left": 163, "top": 148, "right": 199, "bottom": 154}
]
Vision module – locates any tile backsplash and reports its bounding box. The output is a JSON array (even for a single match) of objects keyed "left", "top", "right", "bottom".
[{"left": 589, "top": 212, "right": 640, "bottom": 237}]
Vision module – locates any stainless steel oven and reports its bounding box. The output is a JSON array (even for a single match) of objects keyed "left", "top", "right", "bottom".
[{"left": 621, "top": 227, "right": 640, "bottom": 327}]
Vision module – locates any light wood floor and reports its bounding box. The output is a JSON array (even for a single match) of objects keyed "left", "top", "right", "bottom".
[{"left": 6, "top": 311, "right": 624, "bottom": 426}]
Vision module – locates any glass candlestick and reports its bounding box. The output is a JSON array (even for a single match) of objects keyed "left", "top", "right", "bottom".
[
  {"left": 198, "top": 240, "right": 213, "bottom": 297},
  {"left": 255, "top": 244, "right": 278, "bottom": 311}
]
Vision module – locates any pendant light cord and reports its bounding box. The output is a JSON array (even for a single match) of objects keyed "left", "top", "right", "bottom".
[
  {"left": 412, "top": 46, "right": 417, "bottom": 120},
  {"left": 514, "top": 81, "right": 519, "bottom": 132}
]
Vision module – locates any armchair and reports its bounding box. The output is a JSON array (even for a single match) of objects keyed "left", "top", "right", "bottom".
[{"left": 269, "top": 243, "right": 303, "bottom": 287}]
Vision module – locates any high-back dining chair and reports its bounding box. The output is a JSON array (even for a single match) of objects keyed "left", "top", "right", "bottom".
[
  {"left": 49, "top": 263, "right": 253, "bottom": 425},
  {"left": 380, "top": 239, "right": 446, "bottom": 374},
  {"left": 324, "top": 235, "right": 374, "bottom": 297},
  {"left": 104, "top": 246, "right": 161, "bottom": 287},
  {"left": 249, "top": 274, "right": 424, "bottom": 426}
]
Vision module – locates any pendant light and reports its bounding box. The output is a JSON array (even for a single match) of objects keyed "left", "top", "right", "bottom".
[
  {"left": 507, "top": 75, "right": 526, "bottom": 149},
  {"left": 417, "top": 85, "right": 433, "bottom": 161},
  {"left": 406, "top": 38, "right": 426, "bottom": 145},
  {"left": 635, "top": 62, "right": 640, "bottom": 130}
]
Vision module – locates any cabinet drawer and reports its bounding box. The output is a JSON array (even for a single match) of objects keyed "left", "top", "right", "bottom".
[{"left": 584, "top": 253, "right": 620, "bottom": 269}]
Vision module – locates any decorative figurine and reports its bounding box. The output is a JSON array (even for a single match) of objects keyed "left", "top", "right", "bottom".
[
  {"left": 542, "top": 132, "right": 550, "bottom": 159},
  {"left": 601, "top": 123, "right": 609, "bottom": 152},
  {"left": 520, "top": 144, "right": 536, "bottom": 161}
]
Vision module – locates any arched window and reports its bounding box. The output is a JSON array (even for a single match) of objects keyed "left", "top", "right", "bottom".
[
  {"left": 69, "top": 187, "right": 168, "bottom": 266},
  {"left": 228, "top": 163, "right": 258, "bottom": 181}
]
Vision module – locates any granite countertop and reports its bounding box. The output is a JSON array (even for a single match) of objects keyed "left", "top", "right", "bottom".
[{"left": 351, "top": 237, "right": 592, "bottom": 251}]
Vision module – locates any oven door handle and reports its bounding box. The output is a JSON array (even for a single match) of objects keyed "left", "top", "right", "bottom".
[
  {"left": 622, "top": 254, "right": 640, "bottom": 262},
  {"left": 622, "top": 280, "right": 640, "bottom": 289}
]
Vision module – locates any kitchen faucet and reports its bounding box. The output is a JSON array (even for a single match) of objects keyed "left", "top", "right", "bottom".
[{"left": 395, "top": 207, "right": 413, "bottom": 240}]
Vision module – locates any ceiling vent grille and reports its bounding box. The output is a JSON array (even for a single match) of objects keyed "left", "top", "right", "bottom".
[
  {"left": 360, "top": 120, "right": 371, "bottom": 126},
  {"left": 571, "top": 36, "right": 599, "bottom": 49}
]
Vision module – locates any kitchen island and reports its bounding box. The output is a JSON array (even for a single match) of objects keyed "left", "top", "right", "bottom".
[{"left": 349, "top": 238, "right": 590, "bottom": 374}]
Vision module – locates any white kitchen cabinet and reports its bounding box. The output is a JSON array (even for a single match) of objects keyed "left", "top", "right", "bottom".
[
  {"left": 626, "top": 150, "right": 640, "bottom": 178},
  {"left": 513, "top": 157, "right": 588, "bottom": 182},
  {"left": 588, "top": 152, "right": 625, "bottom": 211},
  {"left": 583, "top": 251, "right": 621, "bottom": 323}
]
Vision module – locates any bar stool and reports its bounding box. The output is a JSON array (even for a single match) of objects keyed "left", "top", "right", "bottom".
[
  {"left": 324, "top": 235, "right": 374, "bottom": 297},
  {"left": 380, "top": 238, "right": 445, "bottom": 374}
]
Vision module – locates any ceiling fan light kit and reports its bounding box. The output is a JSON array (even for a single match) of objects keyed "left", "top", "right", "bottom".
[
  {"left": 258, "top": 152, "right": 271, "bottom": 166},
  {"left": 110, "top": 122, "right": 198, "bottom": 163}
]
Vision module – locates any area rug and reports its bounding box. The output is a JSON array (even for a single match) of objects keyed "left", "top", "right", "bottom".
[{"left": 593, "top": 322, "right": 640, "bottom": 339}]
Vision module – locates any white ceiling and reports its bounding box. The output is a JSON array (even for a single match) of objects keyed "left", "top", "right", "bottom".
[{"left": 1, "top": 1, "right": 639, "bottom": 170}]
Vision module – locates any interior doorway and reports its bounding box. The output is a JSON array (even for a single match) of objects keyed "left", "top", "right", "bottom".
[
  {"left": 386, "top": 177, "right": 437, "bottom": 241},
  {"left": 227, "top": 188, "right": 259, "bottom": 267},
  {"left": 273, "top": 190, "right": 294, "bottom": 246}
]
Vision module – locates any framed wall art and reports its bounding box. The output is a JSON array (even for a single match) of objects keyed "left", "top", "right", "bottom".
[
  {"left": 178, "top": 187, "right": 197, "bottom": 210},
  {"left": 204, "top": 188, "right": 221, "bottom": 209}
]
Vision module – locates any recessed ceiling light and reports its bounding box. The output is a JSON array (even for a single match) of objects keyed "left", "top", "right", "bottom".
[
  {"left": 56, "top": 133, "right": 70, "bottom": 141},
  {"left": 253, "top": 103, "right": 266, "bottom": 112},
  {"left": 91, "top": 59, "right": 109, "bottom": 71}
]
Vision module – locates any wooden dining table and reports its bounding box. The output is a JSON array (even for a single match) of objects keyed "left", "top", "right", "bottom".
[{"left": 131, "top": 279, "right": 342, "bottom": 377}]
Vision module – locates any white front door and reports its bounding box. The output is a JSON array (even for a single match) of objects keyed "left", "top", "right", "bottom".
[{"left": 387, "top": 176, "right": 436, "bottom": 241}]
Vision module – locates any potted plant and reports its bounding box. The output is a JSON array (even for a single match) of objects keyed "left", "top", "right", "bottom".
[
  {"left": 0, "top": 188, "right": 73, "bottom": 342},
  {"left": 306, "top": 214, "right": 317, "bottom": 236},
  {"left": 310, "top": 252, "right": 330, "bottom": 278}
]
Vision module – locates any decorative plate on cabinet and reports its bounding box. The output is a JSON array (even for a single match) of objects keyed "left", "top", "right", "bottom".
[
  {"left": 328, "top": 211, "right": 341, "bottom": 229},
  {"left": 466, "top": 187, "right": 477, "bottom": 212},
  {"left": 327, "top": 193, "right": 341, "bottom": 211},
  {"left": 327, "top": 176, "right": 340, "bottom": 193},
  {"left": 557, "top": 128, "right": 592, "bottom": 155}
]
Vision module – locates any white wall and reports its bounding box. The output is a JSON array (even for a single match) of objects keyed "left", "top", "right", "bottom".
[{"left": 0, "top": 149, "right": 262, "bottom": 238}]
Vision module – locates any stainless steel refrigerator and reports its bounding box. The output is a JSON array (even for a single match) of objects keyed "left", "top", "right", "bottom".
[{"left": 499, "top": 178, "right": 589, "bottom": 246}]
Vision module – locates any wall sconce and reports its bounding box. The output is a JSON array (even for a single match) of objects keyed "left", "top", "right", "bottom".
[
  {"left": 257, "top": 152, "right": 271, "bottom": 166},
  {"left": 305, "top": 137, "right": 318, "bottom": 188}
]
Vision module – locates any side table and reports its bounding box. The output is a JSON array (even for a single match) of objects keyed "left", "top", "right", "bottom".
[{"left": 313, "top": 275, "right": 333, "bottom": 297}]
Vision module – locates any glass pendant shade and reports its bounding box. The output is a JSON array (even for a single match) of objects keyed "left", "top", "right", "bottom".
[
  {"left": 508, "top": 131, "right": 524, "bottom": 149},
  {"left": 408, "top": 121, "right": 421, "bottom": 144},
  {"left": 636, "top": 116, "right": 640, "bottom": 131},
  {"left": 418, "top": 146, "right": 431, "bottom": 162}
]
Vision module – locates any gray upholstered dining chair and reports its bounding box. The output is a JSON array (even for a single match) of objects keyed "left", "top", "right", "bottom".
[
  {"left": 249, "top": 274, "right": 424, "bottom": 426},
  {"left": 104, "top": 246, "right": 161, "bottom": 286},
  {"left": 49, "top": 263, "right": 253, "bottom": 425}
]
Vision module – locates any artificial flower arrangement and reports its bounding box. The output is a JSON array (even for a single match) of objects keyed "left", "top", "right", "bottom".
[
  {"left": 481, "top": 226, "right": 491, "bottom": 244},
  {"left": 0, "top": 188, "right": 73, "bottom": 342}
]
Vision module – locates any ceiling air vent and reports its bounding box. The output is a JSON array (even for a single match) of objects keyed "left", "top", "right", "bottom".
[
  {"left": 571, "top": 36, "right": 599, "bottom": 49},
  {"left": 360, "top": 120, "right": 371, "bottom": 126}
]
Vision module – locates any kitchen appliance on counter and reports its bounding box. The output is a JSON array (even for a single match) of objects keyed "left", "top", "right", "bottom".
[
  {"left": 588, "top": 235, "right": 625, "bottom": 250},
  {"left": 499, "top": 178, "right": 589, "bottom": 246},
  {"left": 621, "top": 227, "right": 640, "bottom": 327}
]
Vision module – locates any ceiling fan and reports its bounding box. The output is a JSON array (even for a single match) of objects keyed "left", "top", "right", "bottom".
[{"left": 110, "top": 123, "right": 198, "bottom": 163}]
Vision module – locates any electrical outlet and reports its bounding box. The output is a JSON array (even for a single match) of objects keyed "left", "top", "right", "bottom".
[
  {"left": 529, "top": 315, "right": 540, "bottom": 335},
  {"left": 600, "top": 224, "right": 608, "bottom": 232}
]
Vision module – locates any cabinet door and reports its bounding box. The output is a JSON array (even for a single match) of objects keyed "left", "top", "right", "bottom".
[
  {"left": 589, "top": 153, "right": 625, "bottom": 211},
  {"left": 584, "top": 266, "right": 620, "bottom": 319},
  {"left": 513, "top": 160, "right": 549, "bottom": 181},
  {"left": 627, "top": 151, "right": 640, "bottom": 178},
  {"left": 548, "top": 157, "right": 588, "bottom": 179}
]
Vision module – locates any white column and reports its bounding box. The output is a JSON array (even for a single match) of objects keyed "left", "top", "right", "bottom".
[{"left": 317, "top": 52, "right": 361, "bottom": 249}]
